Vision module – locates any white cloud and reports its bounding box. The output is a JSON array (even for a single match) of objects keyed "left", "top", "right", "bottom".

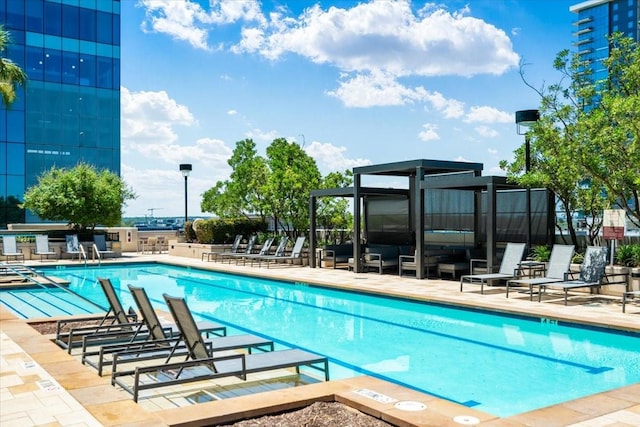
[
  {"left": 488, "top": 148, "right": 498, "bottom": 155},
  {"left": 418, "top": 123, "right": 440, "bottom": 142},
  {"left": 121, "top": 87, "right": 196, "bottom": 148},
  {"left": 305, "top": 141, "right": 372, "bottom": 173},
  {"left": 474, "top": 125, "right": 499, "bottom": 138},
  {"left": 464, "top": 105, "right": 512, "bottom": 123},
  {"left": 227, "top": 109, "right": 237, "bottom": 115},
  {"left": 245, "top": 128, "right": 279, "bottom": 142},
  {"left": 234, "top": 0, "right": 519, "bottom": 77},
  {"left": 139, "top": 0, "right": 266, "bottom": 50},
  {"left": 424, "top": 91, "right": 465, "bottom": 119},
  {"left": 327, "top": 71, "right": 428, "bottom": 107}
]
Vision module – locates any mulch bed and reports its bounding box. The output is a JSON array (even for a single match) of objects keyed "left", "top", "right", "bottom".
[{"left": 219, "top": 401, "right": 393, "bottom": 426}]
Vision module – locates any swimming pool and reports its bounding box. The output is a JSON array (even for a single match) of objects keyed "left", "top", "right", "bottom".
[{"left": 2, "top": 262, "right": 639, "bottom": 417}]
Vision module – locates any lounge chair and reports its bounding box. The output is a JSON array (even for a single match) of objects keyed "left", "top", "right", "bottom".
[
  {"left": 31, "top": 234, "right": 58, "bottom": 262},
  {"left": 460, "top": 243, "right": 526, "bottom": 294},
  {"left": 113, "top": 293, "right": 329, "bottom": 402},
  {"left": 63, "top": 234, "right": 83, "bottom": 260},
  {"left": 252, "top": 236, "right": 306, "bottom": 268},
  {"left": 202, "top": 234, "right": 243, "bottom": 262},
  {"left": 56, "top": 277, "right": 142, "bottom": 353},
  {"left": 61, "top": 277, "right": 226, "bottom": 354},
  {"left": 505, "top": 245, "right": 575, "bottom": 299},
  {"left": 84, "top": 284, "right": 273, "bottom": 376},
  {"left": 218, "top": 235, "right": 257, "bottom": 263},
  {"left": 93, "top": 234, "right": 117, "bottom": 259},
  {"left": 227, "top": 236, "right": 275, "bottom": 265},
  {"left": 1, "top": 235, "right": 25, "bottom": 262},
  {"left": 536, "top": 246, "right": 609, "bottom": 305}
]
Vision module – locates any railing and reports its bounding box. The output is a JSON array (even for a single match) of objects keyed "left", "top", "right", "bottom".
[
  {"left": 91, "top": 243, "right": 101, "bottom": 266},
  {"left": 0, "top": 263, "right": 107, "bottom": 312}
]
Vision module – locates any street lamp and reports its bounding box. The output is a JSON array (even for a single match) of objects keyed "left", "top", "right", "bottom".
[
  {"left": 179, "top": 164, "right": 192, "bottom": 229},
  {"left": 515, "top": 109, "right": 540, "bottom": 252}
]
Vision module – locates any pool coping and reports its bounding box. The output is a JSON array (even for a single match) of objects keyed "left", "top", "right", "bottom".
[{"left": 1, "top": 254, "right": 639, "bottom": 426}]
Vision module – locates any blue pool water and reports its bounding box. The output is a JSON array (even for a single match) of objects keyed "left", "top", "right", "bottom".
[{"left": 2, "top": 262, "right": 639, "bottom": 417}]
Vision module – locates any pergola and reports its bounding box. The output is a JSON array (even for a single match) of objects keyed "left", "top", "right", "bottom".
[{"left": 309, "top": 159, "right": 554, "bottom": 278}]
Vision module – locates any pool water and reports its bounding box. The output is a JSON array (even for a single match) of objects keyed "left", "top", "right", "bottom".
[{"left": 2, "top": 262, "right": 639, "bottom": 417}]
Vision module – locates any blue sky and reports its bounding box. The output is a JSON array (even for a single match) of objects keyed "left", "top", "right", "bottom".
[{"left": 119, "top": 0, "right": 576, "bottom": 218}]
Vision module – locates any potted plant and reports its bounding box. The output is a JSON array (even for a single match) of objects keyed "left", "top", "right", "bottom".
[{"left": 616, "top": 244, "right": 640, "bottom": 291}]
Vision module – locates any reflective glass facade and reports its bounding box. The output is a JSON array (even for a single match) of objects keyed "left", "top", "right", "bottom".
[
  {"left": 571, "top": 0, "right": 639, "bottom": 82},
  {"left": 1, "top": 0, "right": 120, "bottom": 227}
]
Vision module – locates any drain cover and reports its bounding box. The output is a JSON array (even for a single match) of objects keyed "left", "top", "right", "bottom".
[{"left": 394, "top": 401, "right": 426, "bottom": 411}]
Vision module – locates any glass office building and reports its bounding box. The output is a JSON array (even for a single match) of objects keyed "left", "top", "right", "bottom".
[
  {"left": 570, "top": 0, "right": 639, "bottom": 82},
  {"left": 0, "top": 0, "right": 120, "bottom": 227}
]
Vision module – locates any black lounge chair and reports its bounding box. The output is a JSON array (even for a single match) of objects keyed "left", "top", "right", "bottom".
[
  {"left": 113, "top": 293, "right": 329, "bottom": 402},
  {"left": 58, "top": 278, "right": 226, "bottom": 354},
  {"left": 84, "top": 284, "right": 273, "bottom": 376}
]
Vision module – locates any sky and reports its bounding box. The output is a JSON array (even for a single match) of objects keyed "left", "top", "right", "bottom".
[{"left": 119, "top": 0, "right": 577, "bottom": 218}]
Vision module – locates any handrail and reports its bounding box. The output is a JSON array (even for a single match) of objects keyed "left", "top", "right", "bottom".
[
  {"left": 0, "top": 263, "right": 107, "bottom": 312},
  {"left": 92, "top": 243, "right": 101, "bottom": 266},
  {"left": 79, "top": 243, "right": 88, "bottom": 267}
]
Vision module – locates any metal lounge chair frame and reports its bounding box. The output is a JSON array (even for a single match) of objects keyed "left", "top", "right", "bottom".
[
  {"left": 252, "top": 236, "right": 306, "bottom": 268},
  {"left": 56, "top": 277, "right": 141, "bottom": 353},
  {"left": 32, "top": 234, "right": 58, "bottom": 261},
  {"left": 505, "top": 244, "right": 575, "bottom": 299},
  {"left": 86, "top": 284, "right": 272, "bottom": 376},
  {"left": 460, "top": 243, "right": 527, "bottom": 294},
  {"left": 224, "top": 236, "right": 276, "bottom": 265},
  {"left": 536, "top": 246, "right": 609, "bottom": 305},
  {"left": 114, "top": 293, "right": 329, "bottom": 402},
  {"left": 93, "top": 234, "right": 117, "bottom": 259},
  {"left": 202, "top": 234, "right": 243, "bottom": 262},
  {"left": 1, "top": 235, "right": 25, "bottom": 262},
  {"left": 63, "top": 234, "right": 82, "bottom": 261},
  {"left": 218, "top": 235, "right": 257, "bottom": 263}
]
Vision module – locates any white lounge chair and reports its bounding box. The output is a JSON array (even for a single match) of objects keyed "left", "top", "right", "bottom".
[
  {"left": 1, "top": 235, "right": 24, "bottom": 262},
  {"left": 460, "top": 243, "right": 527, "bottom": 294},
  {"left": 506, "top": 245, "right": 575, "bottom": 299},
  {"left": 32, "top": 234, "right": 58, "bottom": 262}
]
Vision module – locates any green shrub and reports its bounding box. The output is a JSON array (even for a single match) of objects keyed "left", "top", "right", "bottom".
[
  {"left": 531, "top": 245, "right": 551, "bottom": 262},
  {"left": 615, "top": 244, "right": 640, "bottom": 267},
  {"left": 572, "top": 252, "right": 585, "bottom": 264},
  {"left": 193, "top": 218, "right": 268, "bottom": 244}
]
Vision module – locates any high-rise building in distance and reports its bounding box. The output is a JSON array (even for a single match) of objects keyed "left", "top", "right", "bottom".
[
  {"left": 1, "top": 0, "right": 121, "bottom": 227},
  {"left": 570, "top": 0, "right": 639, "bottom": 82}
]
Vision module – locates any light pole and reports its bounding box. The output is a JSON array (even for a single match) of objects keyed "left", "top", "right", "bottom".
[
  {"left": 179, "top": 164, "right": 192, "bottom": 229},
  {"left": 515, "top": 109, "right": 540, "bottom": 252}
]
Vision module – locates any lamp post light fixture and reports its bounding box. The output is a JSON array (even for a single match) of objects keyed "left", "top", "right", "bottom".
[
  {"left": 179, "top": 164, "right": 192, "bottom": 229},
  {"left": 515, "top": 109, "right": 540, "bottom": 252}
]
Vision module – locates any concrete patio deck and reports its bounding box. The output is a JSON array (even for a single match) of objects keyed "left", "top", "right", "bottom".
[{"left": 1, "top": 252, "right": 639, "bottom": 426}]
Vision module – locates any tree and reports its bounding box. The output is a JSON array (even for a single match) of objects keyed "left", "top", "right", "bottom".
[
  {"left": 201, "top": 139, "right": 269, "bottom": 221},
  {"left": 263, "top": 138, "right": 322, "bottom": 235},
  {"left": 203, "top": 137, "right": 344, "bottom": 238},
  {"left": 22, "top": 163, "right": 136, "bottom": 231},
  {"left": 0, "top": 25, "right": 27, "bottom": 108},
  {"left": 501, "top": 33, "right": 639, "bottom": 246}
]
